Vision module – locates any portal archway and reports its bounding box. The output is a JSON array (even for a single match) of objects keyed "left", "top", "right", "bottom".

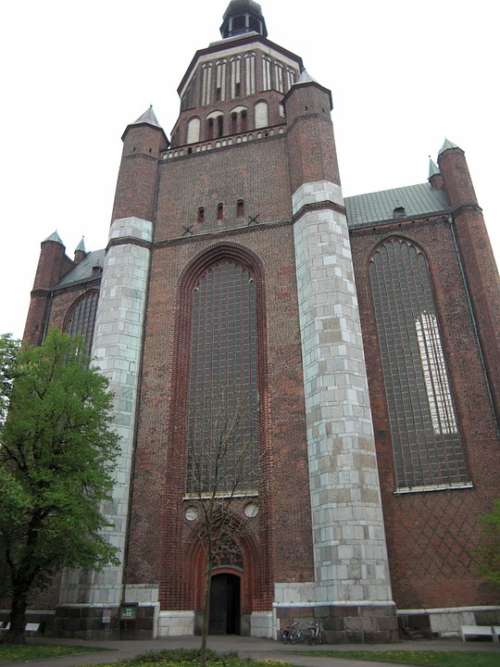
[{"left": 209, "top": 572, "right": 241, "bottom": 634}]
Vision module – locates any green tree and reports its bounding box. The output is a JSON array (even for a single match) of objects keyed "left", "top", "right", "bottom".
[
  {"left": 0, "top": 329, "right": 120, "bottom": 644},
  {"left": 477, "top": 499, "right": 500, "bottom": 586},
  {"left": 0, "top": 334, "right": 20, "bottom": 426}
]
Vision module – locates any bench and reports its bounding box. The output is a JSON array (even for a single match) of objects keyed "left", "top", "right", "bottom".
[
  {"left": 0, "top": 622, "right": 40, "bottom": 633},
  {"left": 461, "top": 625, "right": 499, "bottom": 642}
]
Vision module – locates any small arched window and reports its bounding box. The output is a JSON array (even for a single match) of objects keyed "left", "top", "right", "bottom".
[
  {"left": 63, "top": 290, "right": 99, "bottom": 359},
  {"left": 237, "top": 200, "right": 245, "bottom": 217},
  {"left": 207, "top": 118, "right": 214, "bottom": 140},
  {"left": 369, "top": 238, "right": 468, "bottom": 490},
  {"left": 198, "top": 207, "right": 205, "bottom": 223},
  {"left": 186, "top": 117, "right": 200, "bottom": 144},
  {"left": 217, "top": 203, "right": 224, "bottom": 220},
  {"left": 254, "top": 101, "right": 268, "bottom": 129}
]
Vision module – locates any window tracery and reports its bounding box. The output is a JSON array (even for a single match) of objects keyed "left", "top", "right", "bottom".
[{"left": 369, "top": 238, "right": 468, "bottom": 489}]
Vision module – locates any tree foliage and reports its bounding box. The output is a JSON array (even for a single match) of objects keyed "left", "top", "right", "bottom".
[
  {"left": 0, "top": 329, "right": 120, "bottom": 642},
  {"left": 477, "top": 498, "right": 500, "bottom": 586},
  {"left": 0, "top": 334, "right": 20, "bottom": 426}
]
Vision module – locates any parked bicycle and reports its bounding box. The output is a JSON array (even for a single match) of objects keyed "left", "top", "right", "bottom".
[
  {"left": 303, "top": 619, "right": 325, "bottom": 644},
  {"left": 280, "top": 618, "right": 324, "bottom": 644},
  {"left": 279, "top": 619, "right": 303, "bottom": 643}
]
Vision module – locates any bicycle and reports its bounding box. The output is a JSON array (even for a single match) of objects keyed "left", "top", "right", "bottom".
[
  {"left": 303, "top": 619, "right": 324, "bottom": 644},
  {"left": 280, "top": 619, "right": 303, "bottom": 644}
]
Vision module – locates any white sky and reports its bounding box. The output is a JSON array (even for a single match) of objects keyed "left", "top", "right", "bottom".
[{"left": 1, "top": 0, "right": 499, "bottom": 338}]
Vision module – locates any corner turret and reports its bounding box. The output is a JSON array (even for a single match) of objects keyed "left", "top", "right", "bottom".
[
  {"left": 437, "top": 138, "right": 477, "bottom": 207},
  {"left": 428, "top": 158, "right": 443, "bottom": 190},
  {"left": 74, "top": 237, "right": 87, "bottom": 264},
  {"left": 112, "top": 106, "right": 169, "bottom": 222},
  {"left": 23, "top": 231, "right": 69, "bottom": 345},
  {"left": 284, "top": 71, "right": 338, "bottom": 192}
]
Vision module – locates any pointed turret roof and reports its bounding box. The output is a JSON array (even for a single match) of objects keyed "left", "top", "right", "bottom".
[
  {"left": 296, "top": 69, "right": 316, "bottom": 85},
  {"left": 284, "top": 67, "right": 332, "bottom": 110},
  {"left": 438, "top": 138, "right": 459, "bottom": 155},
  {"left": 132, "top": 105, "right": 161, "bottom": 129},
  {"left": 75, "top": 237, "right": 87, "bottom": 253},
  {"left": 122, "top": 104, "right": 169, "bottom": 145},
  {"left": 428, "top": 158, "right": 440, "bottom": 178},
  {"left": 44, "top": 230, "right": 64, "bottom": 245}
]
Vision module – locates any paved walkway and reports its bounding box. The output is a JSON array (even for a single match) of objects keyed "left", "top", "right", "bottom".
[{"left": 1, "top": 635, "right": 499, "bottom": 667}]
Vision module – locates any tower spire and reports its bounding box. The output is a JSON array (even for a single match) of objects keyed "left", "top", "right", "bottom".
[{"left": 220, "top": 0, "right": 268, "bottom": 38}]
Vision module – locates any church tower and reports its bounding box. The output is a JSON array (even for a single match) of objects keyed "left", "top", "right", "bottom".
[{"left": 17, "top": 0, "right": 500, "bottom": 642}]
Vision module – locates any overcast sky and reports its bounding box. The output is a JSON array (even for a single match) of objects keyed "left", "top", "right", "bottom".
[{"left": 1, "top": 0, "right": 499, "bottom": 338}]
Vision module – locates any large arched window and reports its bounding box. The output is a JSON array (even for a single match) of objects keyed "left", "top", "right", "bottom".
[
  {"left": 369, "top": 238, "right": 468, "bottom": 490},
  {"left": 63, "top": 290, "right": 99, "bottom": 359},
  {"left": 186, "top": 260, "right": 259, "bottom": 493}
]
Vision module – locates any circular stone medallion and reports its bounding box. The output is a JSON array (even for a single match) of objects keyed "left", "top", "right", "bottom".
[
  {"left": 244, "top": 502, "right": 259, "bottom": 518},
  {"left": 185, "top": 506, "right": 199, "bottom": 522}
]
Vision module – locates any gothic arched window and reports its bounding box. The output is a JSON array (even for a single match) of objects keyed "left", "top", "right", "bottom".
[
  {"left": 369, "top": 238, "right": 468, "bottom": 490},
  {"left": 186, "top": 260, "right": 259, "bottom": 493},
  {"left": 63, "top": 290, "right": 99, "bottom": 359}
]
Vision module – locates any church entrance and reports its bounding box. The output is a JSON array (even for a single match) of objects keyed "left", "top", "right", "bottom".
[{"left": 209, "top": 573, "right": 241, "bottom": 634}]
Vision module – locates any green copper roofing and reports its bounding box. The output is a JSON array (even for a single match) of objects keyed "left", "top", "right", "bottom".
[
  {"left": 56, "top": 249, "right": 105, "bottom": 288},
  {"left": 428, "top": 158, "right": 440, "bottom": 178},
  {"left": 345, "top": 183, "right": 449, "bottom": 227},
  {"left": 44, "top": 230, "right": 64, "bottom": 245},
  {"left": 75, "top": 237, "right": 87, "bottom": 253},
  {"left": 438, "top": 138, "right": 459, "bottom": 155}
]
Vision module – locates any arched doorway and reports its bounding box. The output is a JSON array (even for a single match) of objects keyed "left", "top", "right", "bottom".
[{"left": 209, "top": 573, "right": 241, "bottom": 634}]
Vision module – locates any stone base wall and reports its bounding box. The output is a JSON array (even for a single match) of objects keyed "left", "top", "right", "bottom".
[
  {"left": 250, "top": 611, "right": 274, "bottom": 638},
  {"left": 276, "top": 604, "right": 398, "bottom": 643},
  {"left": 158, "top": 611, "right": 195, "bottom": 637}
]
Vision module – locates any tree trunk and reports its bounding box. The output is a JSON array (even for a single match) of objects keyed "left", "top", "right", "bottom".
[
  {"left": 200, "top": 562, "right": 212, "bottom": 667},
  {"left": 6, "top": 592, "right": 27, "bottom": 644}
]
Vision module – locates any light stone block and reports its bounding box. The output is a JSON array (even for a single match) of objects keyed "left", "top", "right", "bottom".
[
  {"left": 158, "top": 611, "right": 195, "bottom": 637},
  {"left": 291, "top": 182, "right": 393, "bottom": 606},
  {"left": 250, "top": 612, "right": 274, "bottom": 638},
  {"left": 59, "top": 217, "right": 152, "bottom": 606}
]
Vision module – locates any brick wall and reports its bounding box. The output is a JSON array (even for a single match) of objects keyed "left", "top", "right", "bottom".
[
  {"left": 126, "top": 222, "right": 315, "bottom": 612},
  {"left": 351, "top": 216, "right": 500, "bottom": 609}
]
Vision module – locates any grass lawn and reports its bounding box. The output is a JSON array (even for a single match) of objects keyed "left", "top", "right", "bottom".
[
  {"left": 82, "top": 649, "right": 292, "bottom": 667},
  {"left": 0, "top": 642, "right": 105, "bottom": 663},
  {"left": 297, "top": 649, "right": 500, "bottom": 666}
]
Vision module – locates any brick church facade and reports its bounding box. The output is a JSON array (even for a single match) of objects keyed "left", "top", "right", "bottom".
[{"left": 18, "top": 0, "right": 500, "bottom": 641}]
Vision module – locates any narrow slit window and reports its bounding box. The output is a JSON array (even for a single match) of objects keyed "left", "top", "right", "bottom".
[
  {"left": 217, "top": 203, "right": 224, "bottom": 220},
  {"left": 237, "top": 200, "right": 244, "bottom": 217},
  {"left": 207, "top": 118, "right": 214, "bottom": 140},
  {"left": 198, "top": 207, "right": 205, "bottom": 223},
  {"left": 241, "top": 109, "right": 248, "bottom": 132},
  {"left": 217, "top": 115, "right": 224, "bottom": 138}
]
